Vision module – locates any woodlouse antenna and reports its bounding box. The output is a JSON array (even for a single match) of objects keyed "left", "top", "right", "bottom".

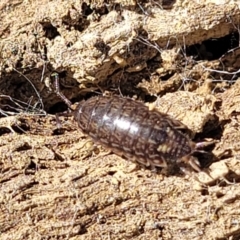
[{"left": 51, "top": 72, "right": 73, "bottom": 111}]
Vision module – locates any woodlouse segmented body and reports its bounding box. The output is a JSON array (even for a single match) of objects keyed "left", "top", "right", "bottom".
[{"left": 73, "top": 95, "right": 204, "bottom": 172}]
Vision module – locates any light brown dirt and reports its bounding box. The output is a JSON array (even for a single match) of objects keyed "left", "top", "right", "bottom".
[{"left": 1, "top": 0, "right": 240, "bottom": 239}]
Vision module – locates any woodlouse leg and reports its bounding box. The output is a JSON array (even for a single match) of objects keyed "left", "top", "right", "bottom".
[
  {"left": 180, "top": 156, "right": 201, "bottom": 172},
  {"left": 195, "top": 141, "right": 216, "bottom": 149},
  {"left": 193, "top": 141, "right": 217, "bottom": 168},
  {"left": 188, "top": 156, "right": 202, "bottom": 172},
  {"left": 180, "top": 155, "right": 215, "bottom": 182}
]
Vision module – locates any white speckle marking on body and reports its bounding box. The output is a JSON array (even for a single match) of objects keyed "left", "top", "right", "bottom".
[{"left": 113, "top": 118, "right": 138, "bottom": 135}]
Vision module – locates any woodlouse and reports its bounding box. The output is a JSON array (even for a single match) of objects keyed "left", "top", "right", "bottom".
[{"left": 52, "top": 73, "right": 211, "bottom": 173}]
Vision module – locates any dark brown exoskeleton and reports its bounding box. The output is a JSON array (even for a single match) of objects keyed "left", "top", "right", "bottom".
[{"left": 52, "top": 73, "right": 212, "bottom": 173}]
